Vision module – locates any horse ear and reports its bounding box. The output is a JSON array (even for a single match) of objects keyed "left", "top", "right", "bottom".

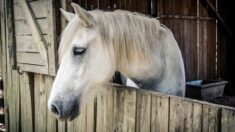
[
  {"left": 60, "top": 9, "right": 75, "bottom": 21},
  {"left": 71, "top": 3, "right": 93, "bottom": 27}
]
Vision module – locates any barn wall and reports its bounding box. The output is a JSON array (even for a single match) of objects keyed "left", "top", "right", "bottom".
[{"left": 0, "top": 0, "right": 232, "bottom": 131}]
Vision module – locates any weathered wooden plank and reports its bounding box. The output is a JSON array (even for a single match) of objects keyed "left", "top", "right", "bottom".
[
  {"left": 151, "top": 95, "right": 169, "bottom": 132},
  {"left": 0, "top": 12, "right": 2, "bottom": 75},
  {"left": 136, "top": 90, "right": 151, "bottom": 132},
  {"left": 3, "top": 0, "right": 17, "bottom": 130},
  {"left": 73, "top": 107, "right": 87, "bottom": 132},
  {"left": 96, "top": 86, "right": 114, "bottom": 132},
  {"left": 156, "top": 0, "right": 164, "bottom": 16},
  {"left": 198, "top": 1, "right": 217, "bottom": 79},
  {"left": 67, "top": 102, "right": 89, "bottom": 131},
  {"left": 112, "top": 0, "right": 126, "bottom": 10},
  {"left": 125, "top": 0, "right": 149, "bottom": 14},
  {"left": 19, "top": 0, "right": 48, "bottom": 65},
  {"left": 86, "top": 98, "right": 95, "bottom": 132},
  {"left": 14, "top": 1, "right": 47, "bottom": 20},
  {"left": 46, "top": 0, "right": 57, "bottom": 75},
  {"left": 169, "top": 97, "right": 190, "bottom": 132},
  {"left": 123, "top": 88, "right": 136, "bottom": 132},
  {"left": 0, "top": 0, "right": 9, "bottom": 129},
  {"left": 67, "top": 120, "right": 74, "bottom": 132},
  {"left": 113, "top": 86, "right": 125, "bottom": 132},
  {"left": 34, "top": 74, "right": 47, "bottom": 132},
  {"left": 45, "top": 76, "right": 57, "bottom": 132},
  {"left": 17, "top": 52, "right": 45, "bottom": 65},
  {"left": 169, "top": 97, "right": 202, "bottom": 132},
  {"left": 6, "top": 0, "right": 16, "bottom": 69},
  {"left": 60, "top": 0, "right": 68, "bottom": 30},
  {"left": 192, "top": 103, "right": 203, "bottom": 132},
  {"left": 16, "top": 35, "right": 49, "bottom": 52},
  {"left": 20, "top": 73, "right": 34, "bottom": 132},
  {"left": 9, "top": 71, "right": 20, "bottom": 132},
  {"left": 16, "top": 35, "right": 38, "bottom": 52},
  {"left": 221, "top": 108, "right": 235, "bottom": 132},
  {"left": 202, "top": 104, "right": 220, "bottom": 132},
  {"left": 58, "top": 121, "right": 66, "bottom": 132},
  {"left": 15, "top": 18, "right": 48, "bottom": 36},
  {"left": 96, "top": 88, "right": 106, "bottom": 132},
  {"left": 17, "top": 63, "right": 48, "bottom": 75}
]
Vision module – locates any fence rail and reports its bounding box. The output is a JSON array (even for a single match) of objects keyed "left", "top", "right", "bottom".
[{"left": 61, "top": 85, "right": 235, "bottom": 132}]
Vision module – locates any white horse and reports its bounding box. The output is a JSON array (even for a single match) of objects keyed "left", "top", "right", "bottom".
[{"left": 48, "top": 3, "right": 185, "bottom": 121}]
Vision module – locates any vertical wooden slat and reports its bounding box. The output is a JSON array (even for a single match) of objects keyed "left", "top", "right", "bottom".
[
  {"left": 123, "top": 88, "right": 136, "bottom": 132},
  {"left": 169, "top": 98, "right": 202, "bottom": 132},
  {"left": 151, "top": 95, "right": 169, "bottom": 132},
  {"left": 197, "top": 0, "right": 200, "bottom": 79},
  {"left": 58, "top": 121, "right": 66, "bottom": 132},
  {"left": 91, "top": 0, "right": 99, "bottom": 10},
  {"left": 192, "top": 103, "right": 203, "bottom": 132},
  {"left": 73, "top": 107, "right": 87, "bottom": 132},
  {"left": 34, "top": 74, "right": 47, "bottom": 132},
  {"left": 185, "top": 19, "right": 198, "bottom": 80},
  {"left": 169, "top": 98, "right": 190, "bottom": 132},
  {"left": 47, "top": 0, "right": 58, "bottom": 75},
  {"left": 113, "top": 87, "right": 125, "bottom": 132},
  {"left": 126, "top": 0, "right": 149, "bottom": 14},
  {"left": 86, "top": 99, "right": 95, "bottom": 132},
  {"left": 221, "top": 108, "right": 235, "bottom": 132},
  {"left": 96, "top": 86, "right": 114, "bottom": 132},
  {"left": 68, "top": 92, "right": 95, "bottom": 132},
  {"left": 199, "top": 19, "right": 217, "bottom": 79},
  {"left": 45, "top": 76, "right": 57, "bottom": 132},
  {"left": 202, "top": 105, "right": 220, "bottom": 132},
  {"left": 136, "top": 91, "right": 151, "bottom": 132},
  {"left": 0, "top": 0, "right": 8, "bottom": 129},
  {"left": 207, "top": 20, "right": 216, "bottom": 79},
  {"left": 3, "top": 0, "right": 18, "bottom": 130},
  {"left": 113, "top": 0, "right": 126, "bottom": 10},
  {"left": 96, "top": 90, "right": 105, "bottom": 132},
  {"left": 156, "top": 0, "right": 163, "bottom": 16},
  {"left": 67, "top": 120, "right": 74, "bottom": 132},
  {"left": 10, "top": 71, "right": 20, "bottom": 132},
  {"left": 199, "top": 0, "right": 217, "bottom": 79},
  {"left": 60, "top": 0, "right": 68, "bottom": 31},
  {"left": 20, "top": 73, "right": 34, "bottom": 132},
  {"left": 6, "top": 0, "right": 16, "bottom": 69}
]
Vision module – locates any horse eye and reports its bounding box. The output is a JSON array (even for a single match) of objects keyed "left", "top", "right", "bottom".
[{"left": 73, "top": 47, "right": 86, "bottom": 56}]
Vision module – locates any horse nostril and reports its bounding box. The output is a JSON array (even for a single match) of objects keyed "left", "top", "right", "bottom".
[{"left": 51, "top": 104, "right": 60, "bottom": 116}]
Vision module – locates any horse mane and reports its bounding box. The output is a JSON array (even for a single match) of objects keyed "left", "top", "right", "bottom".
[{"left": 59, "top": 10, "right": 164, "bottom": 66}]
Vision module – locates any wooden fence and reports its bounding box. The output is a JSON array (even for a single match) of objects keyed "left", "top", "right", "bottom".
[
  {"left": 57, "top": 85, "right": 235, "bottom": 132},
  {"left": 26, "top": 84, "right": 235, "bottom": 132}
]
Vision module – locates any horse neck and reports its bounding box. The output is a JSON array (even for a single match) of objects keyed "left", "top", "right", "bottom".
[{"left": 115, "top": 49, "right": 164, "bottom": 88}]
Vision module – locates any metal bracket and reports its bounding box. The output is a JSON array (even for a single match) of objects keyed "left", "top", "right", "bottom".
[{"left": 16, "top": 66, "right": 24, "bottom": 75}]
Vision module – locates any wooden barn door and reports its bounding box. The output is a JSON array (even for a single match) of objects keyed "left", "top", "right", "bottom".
[
  {"left": 156, "top": 0, "right": 219, "bottom": 81},
  {"left": 13, "top": 0, "right": 58, "bottom": 75}
]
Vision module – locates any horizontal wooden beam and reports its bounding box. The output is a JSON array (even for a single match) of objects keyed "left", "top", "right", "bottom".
[{"left": 157, "top": 15, "right": 215, "bottom": 20}]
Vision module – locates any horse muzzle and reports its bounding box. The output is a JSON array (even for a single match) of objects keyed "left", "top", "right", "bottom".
[{"left": 48, "top": 97, "right": 80, "bottom": 121}]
